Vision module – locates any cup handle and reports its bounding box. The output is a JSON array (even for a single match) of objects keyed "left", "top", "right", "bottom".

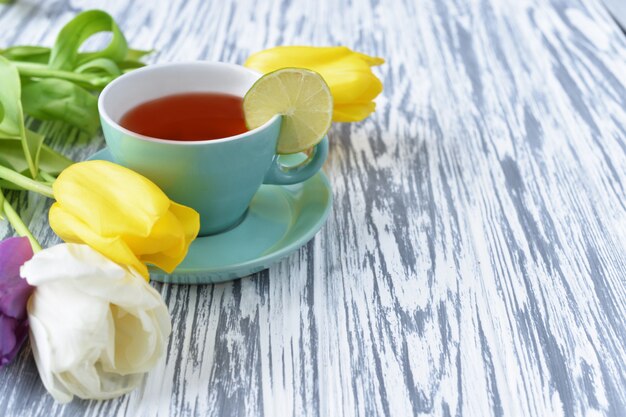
[{"left": 263, "top": 136, "right": 329, "bottom": 185}]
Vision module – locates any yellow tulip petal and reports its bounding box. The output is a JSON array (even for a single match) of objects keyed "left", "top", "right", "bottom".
[
  {"left": 129, "top": 207, "right": 196, "bottom": 273},
  {"left": 324, "top": 66, "right": 383, "bottom": 104},
  {"left": 245, "top": 46, "right": 350, "bottom": 71},
  {"left": 353, "top": 52, "right": 385, "bottom": 67},
  {"left": 52, "top": 161, "right": 170, "bottom": 237},
  {"left": 140, "top": 203, "right": 199, "bottom": 272},
  {"left": 49, "top": 204, "right": 149, "bottom": 279},
  {"left": 169, "top": 202, "right": 202, "bottom": 246},
  {"left": 246, "top": 46, "right": 384, "bottom": 71},
  {"left": 124, "top": 211, "right": 182, "bottom": 254},
  {"left": 333, "top": 102, "right": 377, "bottom": 122}
]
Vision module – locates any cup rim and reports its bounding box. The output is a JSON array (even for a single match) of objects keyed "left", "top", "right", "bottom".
[{"left": 98, "top": 61, "right": 280, "bottom": 146}]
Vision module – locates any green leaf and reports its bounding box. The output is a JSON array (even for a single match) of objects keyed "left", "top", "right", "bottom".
[
  {"left": 0, "top": 46, "right": 51, "bottom": 63},
  {"left": 126, "top": 48, "right": 153, "bottom": 61},
  {"left": 24, "top": 128, "right": 44, "bottom": 175},
  {"left": 118, "top": 49, "right": 151, "bottom": 72},
  {"left": 38, "top": 142, "right": 74, "bottom": 175},
  {"left": 0, "top": 180, "right": 22, "bottom": 190},
  {"left": 1, "top": 47, "right": 149, "bottom": 68},
  {"left": 0, "top": 57, "right": 24, "bottom": 140},
  {"left": 75, "top": 57, "right": 122, "bottom": 77},
  {"left": 0, "top": 56, "right": 40, "bottom": 177},
  {"left": 0, "top": 142, "right": 29, "bottom": 175},
  {"left": 0, "top": 10, "right": 148, "bottom": 158},
  {"left": 119, "top": 60, "right": 146, "bottom": 72},
  {"left": 49, "top": 10, "right": 128, "bottom": 71},
  {"left": 21, "top": 78, "right": 99, "bottom": 134},
  {"left": 0, "top": 140, "right": 72, "bottom": 176}
]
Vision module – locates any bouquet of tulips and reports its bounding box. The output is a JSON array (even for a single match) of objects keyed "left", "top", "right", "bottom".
[
  {"left": 0, "top": 8, "right": 383, "bottom": 403},
  {"left": 0, "top": 9, "right": 201, "bottom": 402},
  {"left": 1, "top": 161, "right": 199, "bottom": 402}
]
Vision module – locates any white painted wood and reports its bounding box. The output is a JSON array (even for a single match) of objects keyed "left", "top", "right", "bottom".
[
  {"left": 0, "top": 0, "right": 625, "bottom": 416},
  {"left": 603, "top": 0, "right": 626, "bottom": 29}
]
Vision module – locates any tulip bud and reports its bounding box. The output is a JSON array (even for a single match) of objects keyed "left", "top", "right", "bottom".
[
  {"left": 0, "top": 237, "right": 34, "bottom": 367},
  {"left": 21, "top": 243, "right": 171, "bottom": 402},
  {"left": 49, "top": 160, "right": 200, "bottom": 280},
  {"left": 245, "top": 46, "right": 384, "bottom": 122}
]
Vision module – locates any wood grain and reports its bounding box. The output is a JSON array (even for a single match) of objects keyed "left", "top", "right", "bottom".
[{"left": 0, "top": 0, "right": 625, "bottom": 416}]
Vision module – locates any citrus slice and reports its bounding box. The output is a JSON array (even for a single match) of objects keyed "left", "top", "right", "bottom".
[{"left": 243, "top": 68, "right": 333, "bottom": 154}]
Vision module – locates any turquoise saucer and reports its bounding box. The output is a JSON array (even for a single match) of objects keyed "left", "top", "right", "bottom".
[{"left": 88, "top": 148, "right": 333, "bottom": 284}]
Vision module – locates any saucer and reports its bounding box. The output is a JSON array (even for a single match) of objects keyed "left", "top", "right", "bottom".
[{"left": 88, "top": 148, "right": 333, "bottom": 284}]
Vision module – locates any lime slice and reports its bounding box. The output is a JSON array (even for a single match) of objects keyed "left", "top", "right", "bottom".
[{"left": 243, "top": 68, "right": 333, "bottom": 154}]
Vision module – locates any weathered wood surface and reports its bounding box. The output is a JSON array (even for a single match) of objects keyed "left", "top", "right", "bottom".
[{"left": 1, "top": 0, "right": 625, "bottom": 416}]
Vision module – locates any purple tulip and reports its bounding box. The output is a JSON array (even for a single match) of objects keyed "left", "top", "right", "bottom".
[{"left": 0, "top": 237, "right": 34, "bottom": 368}]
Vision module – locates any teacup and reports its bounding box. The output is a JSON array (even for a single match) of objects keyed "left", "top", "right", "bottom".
[{"left": 98, "top": 62, "right": 328, "bottom": 235}]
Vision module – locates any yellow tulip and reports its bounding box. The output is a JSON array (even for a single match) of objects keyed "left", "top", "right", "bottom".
[
  {"left": 49, "top": 160, "right": 200, "bottom": 280},
  {"left": 245, "top": 46, "right": 384, "bottom": 122}
]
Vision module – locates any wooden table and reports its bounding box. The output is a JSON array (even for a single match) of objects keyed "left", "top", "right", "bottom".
[{"left": 1, "top": 0, "right": 625, "bottom": 416}]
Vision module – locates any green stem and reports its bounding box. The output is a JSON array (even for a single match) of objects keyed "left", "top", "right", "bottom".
[
  {"left": 0, "top": 189, "right": 42, "bottom": 252},
  {"left": 39, "top": 171, "right": 57, "bottom": 184},
  {"left": 14, "top": 61, "right": 108, "bottom": 89},
  {"left": 0, "top": 166, "right": 54, "bottom": 198},
  {"left": 15, "top": 61, "right": 90, "bottom": 82}
]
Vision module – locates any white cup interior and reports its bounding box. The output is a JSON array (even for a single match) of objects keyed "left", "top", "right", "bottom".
[{"left": 99, "top": 62, "right": 261, "bottom": 124}]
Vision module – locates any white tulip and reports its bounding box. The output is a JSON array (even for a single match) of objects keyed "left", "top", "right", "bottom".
[{"left": 20, "top": 243, "right": 171, "bottom": 403}]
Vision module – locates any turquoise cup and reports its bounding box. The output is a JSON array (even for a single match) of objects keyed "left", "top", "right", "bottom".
[{"left": 98, "top": 62, "right": 328, "bottom": 235}]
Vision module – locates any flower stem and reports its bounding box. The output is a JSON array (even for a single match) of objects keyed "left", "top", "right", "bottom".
[
  {"left": 39, "top": 171, "right": 57, "bottom": 184},
  {"left": 15, "top": 62, "right": 84, "bottom": 80},
  {"left": 0, "top": 166, "right": 54, "bottom": 198},
  {"left": 14, "top": 62, "right": 108, "bottom": 89},
  {"left": 0, "top": 190, "right": 42, "bottom": 253}
]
